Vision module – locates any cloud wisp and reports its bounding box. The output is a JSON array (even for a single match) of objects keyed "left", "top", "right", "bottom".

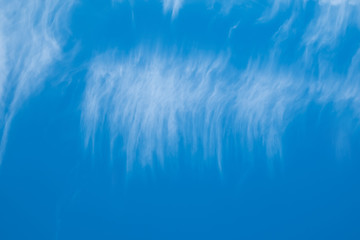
[
  {"left": 78, "top": 0, "right": 360, "bottom": 174},
  {"left": 0, "top": 0, "right": 74, "bottom": 164},
  {"left": 81, "top": 44, "right": 360, "bottom": 173},
  {"left": 82, "top": 49, "right": 235, "bottom": 171}
]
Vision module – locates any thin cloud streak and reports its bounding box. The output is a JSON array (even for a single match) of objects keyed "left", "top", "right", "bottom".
[
  {"left": 80, "top": 0, "right": 360, "bottom": 173},
  {"left": 81, "top": 45, "right": 360, "bottom": 172},
  {"left": 0, "top": 0, "right": 74, "bottom": 164},
  {"left": 303, "top": 0, "right": 360, "bottom": 50}
]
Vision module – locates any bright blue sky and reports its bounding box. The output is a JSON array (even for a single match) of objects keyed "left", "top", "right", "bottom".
[{"left": 1, "top": 0, "right": 360, "bottom": 239}]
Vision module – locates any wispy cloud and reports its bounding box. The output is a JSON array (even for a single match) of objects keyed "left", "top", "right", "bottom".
[
  {"left": 271, "top": 0, "right": 360, "bottom": 48},
  {"left": 81, "top": 44, "right": 360, "bottom": 172},
  {"left": 0, "top": 0, "right": 74, "bottom": 164},
  {"left": 82, "top": 49, "right": 232, "bottom": 171},
  {"left": 264, "top": 0, "right": 360, "bottom": 69},
  {"left": 303, "top": 0, "right": 360, "bottom": 50},
  {"left": 78, "top": 0, "right": 360, "bottom": 173},
  {"left": 162, "top": 0, "right": 184, "bottom": 18}
]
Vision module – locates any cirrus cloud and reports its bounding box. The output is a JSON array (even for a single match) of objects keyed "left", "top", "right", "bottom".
[{"left": 0, "top": 0, "right": 75, "bottom": 164}]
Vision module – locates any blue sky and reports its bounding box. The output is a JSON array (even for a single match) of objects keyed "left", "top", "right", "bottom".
[{"left": 1, "top": 0, "right": 360, "bottom": 239}]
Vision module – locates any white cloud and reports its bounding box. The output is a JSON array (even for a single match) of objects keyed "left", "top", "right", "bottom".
[
  {"left": 78, "top": 49, "right": 284, "bottom": 171},
  {"left": 265, "top": 0, "right": 360, "bottom": 68},
  {"left": 82, "top": 49, "right": 232, "bottom": 171},
  {"left": 162, "top": 0, "right": 184, "bottom": 18},
  {"left": 0, "top": 0, "right": 74, "bottom": 164},
  {"left": 303, "top": 0, "right": 360, "bottom": 51},
  {"left": 79, "top": 0, "right": 360, "bottom": 172},
  {"left": 111, "top": 0, "right": 360, "bottom": 54},
  {"left": 81, "top": 43, "right": 360, "bottom": 172}
]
